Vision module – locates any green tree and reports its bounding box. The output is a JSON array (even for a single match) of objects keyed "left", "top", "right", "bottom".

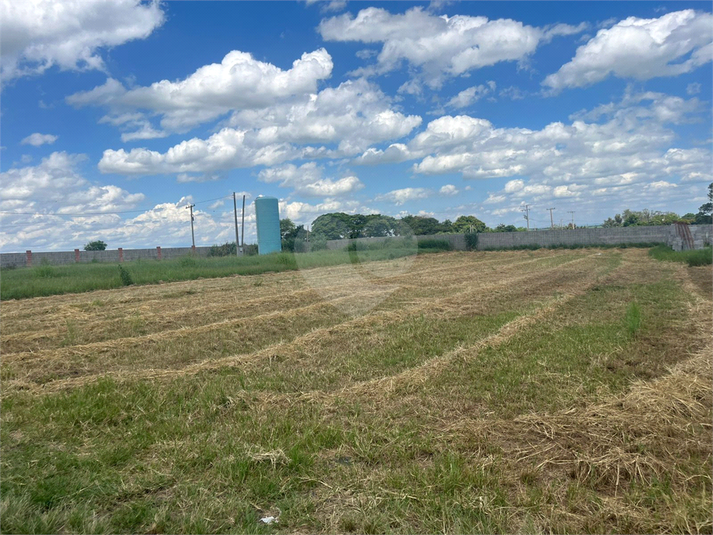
[
  {"left": 363, "top": 215, "right": 402, "bottom": 237},
  {"left": 280, "top": 218, "right": 304, "bottom": 252},
  {"left": 695, "top": 182, "right": 713, "bottom": 224},
  {"left": 311, "top": 213, "right": 352, "bottom": 240},
  {"left": 280, "top": 218, "right": 297, "bottom": 240},
  {"left": 400, "top": 215, "right": 441, "bottom": 235},
  {"left": 438, "top": 219, "right": 454, "bottom": 234},
  {"left": 84, "top": 240, "right": 107, "bottom": 251},
  {"left": 452, "top": 215, "right": 487, "bottom": 233}
]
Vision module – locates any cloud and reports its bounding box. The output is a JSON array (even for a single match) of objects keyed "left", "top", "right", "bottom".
[
  {"left": 439, "top": 184, "right": 459, "bottom": 196},
  {"left": 305, "top": 0, "right": 348, "bottom": 13},
  {"left": 99, "top": 78, "right": 422, "bottom": 175},
  {"left": 543, "top": 10, "right": 713, "bottom": 91},
  {"left": 687, "top": 82, "right": 701, "bottom": 95},
  {"left": 319, "top": 7, "right": 585, "bottom": 88},
  {"left": 445, "top": 81, "right": 496, "bottom": 109},
  {"left": 356, "top": 89, "right": 711, "bottom": 221},
  {"left": 375, "top": 187, "right": 431, "bottom": 205},
  {"left": 259, "top": 162, "right": 364, "bottom": 197},
  {"left": 280, "top": 198, "right": 362, "bottom": 225},
  {"left": 358, "top": 90, "right": 710, "bottom": 187},
  {"left": 67, "top": 49, "right": 334, "bottom": 135},
  {"left": 0, "top": 0, "right": 164, "bottom": 82},
  {"left": 499, "top": 86, "right": 525, "bottom": 100},
  {"left": 0, "top": 154, "right": 267, "bottom": 251},
  {"left": 20, "top": 133, "right": 58, "bottom": 146},
  {"left": 227, "top": 78, "right": 422, "bottom": 156},
  {"left": 99, "top": 128, "right": 297, "bottom": 176}
]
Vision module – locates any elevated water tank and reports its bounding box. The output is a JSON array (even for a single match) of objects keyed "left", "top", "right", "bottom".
[{"left": 254, "top": 196, "right": 281, "bottom": 255}]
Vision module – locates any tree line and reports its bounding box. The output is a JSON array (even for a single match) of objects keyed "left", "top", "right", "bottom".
[
  {"left": 279, "top": 213, "right": 522, "bottom": 252},
  {"left": 604, "top": 183, "right": 712, "bottom": 227}
]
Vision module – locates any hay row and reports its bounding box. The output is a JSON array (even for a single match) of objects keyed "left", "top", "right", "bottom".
[{"left": 2, "top": 253, "right": 606, "bottom": 396}]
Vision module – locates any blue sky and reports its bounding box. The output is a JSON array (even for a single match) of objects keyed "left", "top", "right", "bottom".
[{"left": 1, "top": 0, "right": 711, "bottom": 251}]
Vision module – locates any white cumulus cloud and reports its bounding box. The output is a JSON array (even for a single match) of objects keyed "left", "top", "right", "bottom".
[
  {"left": 319, "top": 7, "right": 585, "bottom": 88},
  {"left": 21, "top": 133, "right": 58, "bottom": 146},
  {"left": 0, "top": 0, "right": 164, "bottom": 82},
  {"left": 259, "top": 162, "right": 364, "bottom": 198},
  {"left": 67, "top": 48, "right": 334, "bottom": 135},
  {"left": 543, "top": 10, "right": 713, "bottom": 91},
  {"left": 375, "top": 187, "right": 432, "bottom": 205}
]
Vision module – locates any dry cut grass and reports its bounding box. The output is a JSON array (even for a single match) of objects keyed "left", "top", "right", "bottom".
[{"left": 1, "top": 248, "right": 710, "bottom": 534}]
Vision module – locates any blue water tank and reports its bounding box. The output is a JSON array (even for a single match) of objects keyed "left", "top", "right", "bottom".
[{"left": 254, "top": 196, "right": 281, "bottom": 255}]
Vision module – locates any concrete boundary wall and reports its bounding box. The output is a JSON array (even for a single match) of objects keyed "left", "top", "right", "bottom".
[
  {"left": 325, "top": 233, "right": 466, "bottom": 251},
  {"left": 2, "top": 225, "right": 710, "bottom": 269},
  {"left": 325, "top": 225, "right": 713, "bottom": 252},
  {"left": 1, "top": 246, "right": 213, "bottom": 269}
]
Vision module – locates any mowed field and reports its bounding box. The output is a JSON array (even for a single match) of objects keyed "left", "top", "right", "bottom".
[{"left": 1, "top": 248, "right": 711, "bottom": 534}]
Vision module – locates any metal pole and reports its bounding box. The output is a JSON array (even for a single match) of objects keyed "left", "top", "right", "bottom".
[
  {"left": 567, "top": 210, "right": 575, "bottom": 228},
  {"left": 233, "top": 192, "right": 240, "bottom": 256},
  {"left": 186, "top": 203, "right": 196, "bottom": 247},
  {"left": 240, "top": 195, "right": 246, "bottom": 251}
]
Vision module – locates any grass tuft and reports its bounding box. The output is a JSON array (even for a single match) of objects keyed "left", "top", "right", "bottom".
[
  {"left": 649, "top": 245, "right": 713, "bottom": 266},
  {"left": 625, "top": 301, "right": 642, "bottom": 336}
]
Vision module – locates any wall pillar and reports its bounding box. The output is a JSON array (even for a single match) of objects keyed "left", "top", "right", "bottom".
[
  {"left": 156, "top": 246, "right": 162, "bottom": 260},
  {"left": 26, "top": 250, "right": 32, "bottom": 267},
  {"left": 191, "top": 245, "right": 196, "bottom": 255},
  {"left": 118, "top": 248, "right": 124, "bottom": 263},
  {"left": 75, "top": 249, "right": 80, "bottom": 263}
]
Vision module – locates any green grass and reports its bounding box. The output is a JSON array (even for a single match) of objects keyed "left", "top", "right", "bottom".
[
  {"left": 0, "top": 247, "right": 425, "bottom": 301},
  {"left": 1, "top": 251, "right": 710, "bottom": 534},
  {"left": 481, "top": 241, "right": 664, "bottom": 251},
  {"left": 648, "top": 244, "right": 713, "bottom": 266}
]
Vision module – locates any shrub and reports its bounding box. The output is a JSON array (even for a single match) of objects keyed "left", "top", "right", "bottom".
[
  {"left": 649, "top": 245, "right": 713, "bottom": 267},
  {"left": 309, "top": 237, "right": 328, "bottom": 252},
  {"left": 179, "top": 256, "right": 198, "bottom": 268},
  {"left": 209, "top": 242, "right": 237, "bottom": 257},
  {"left": 242, "top": 244, "right": 259, "bottom": 256},
  {"left": 34, "top": 265, "right": 56, "bottom": 278},
  {"left": 417, "top": 239, "right": 452, "bottom": 251},
  {"left": 464, "top": 233, "right": 478, "bottom": 251},
  {"left": 84, "top": 240, "right": 107, "bottom": 251},
  {"left": 118, "top": 265, "right": 133, "bottom": 286}
]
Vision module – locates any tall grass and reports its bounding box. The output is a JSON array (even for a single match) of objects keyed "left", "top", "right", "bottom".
[
  {"left": 0, "top": 247, "right": 432, "bottom": 300},
  {"left": 649, "top": 245, "right": 713, "bottom": 267},
  {"left": 625, "top": 302, "right": 642, "bottom": 336}
]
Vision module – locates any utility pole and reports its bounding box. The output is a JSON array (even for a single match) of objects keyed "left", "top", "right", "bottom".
[
  {"left": 186, "top": 203, "right": 196, "bottom": 247},
  {"left": 233, "top": 193, "right": 240, "bottom": 257},
  {"left": 240, "top": 194, "right": 246, "bottom": 252},
  {"left": 521, "top": 204, "right": 531, "bottom": 230},
  {"left": 567, "top": 210, "right": 575, "bottom": 228},
  {"left": 546, "top": 207, "right": 555, "bottom": 229}
]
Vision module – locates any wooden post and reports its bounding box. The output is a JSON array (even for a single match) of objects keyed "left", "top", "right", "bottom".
[
  {"left": 26, "top": 250, "right": 32, "bottom": 267},
  {"left": 75, "top": 249, "right": 80, "bottom": 263},
  {"left": 157, "top": 246, "right": 162, "bottom": 260},
  {"left": 118, "top": 248, "right": 124, "bottom": 263}
]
